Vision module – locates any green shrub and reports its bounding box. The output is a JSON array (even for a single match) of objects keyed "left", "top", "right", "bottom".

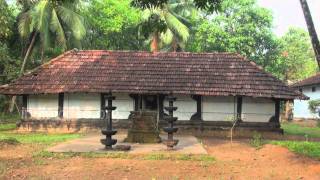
[
  {"left": 271, "top": 141, "right": 320, "bottom": 159},
  {"left": 0, "top": 137, "right": 20, "bottom": 145},
  {"left": 250, "top": 132, "right": 264, "bottom": 149}
]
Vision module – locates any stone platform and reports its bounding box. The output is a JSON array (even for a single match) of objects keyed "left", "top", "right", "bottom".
[{"left": 47, "top": 131, "right": 207, "bottom": 154}]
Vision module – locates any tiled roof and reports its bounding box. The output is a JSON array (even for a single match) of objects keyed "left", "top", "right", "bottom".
[
  {"left": 0, "top": 50, "right": 306, "bottom": 100},
  {"left": 291, "top": 73, "right": 320, "bottom": 88}
]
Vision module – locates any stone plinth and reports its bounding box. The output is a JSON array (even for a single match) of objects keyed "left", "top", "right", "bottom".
[{"left": 124, "top": 111, "right": 161, "bottom": 143}]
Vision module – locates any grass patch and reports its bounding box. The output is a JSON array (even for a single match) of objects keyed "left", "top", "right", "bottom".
[
  {"left": 33, "top": 151, "right": 215, "bottom": 163},
  {"left": 271, "top": 141, "right": 320, "bottom": 159},
  {"left": 281, "top": 123, "right": 320, "bottom": 138},
  {"left": 0, "top": 113, "right": 20, "bottom": 123},
  {"left": 0, "top": 132, "right": 82, "bottom": 145},
  {"left": 0, "top": 137, "right": 20, "bottom": 146},
  {"left": 0, "top": 123, "right": 16, "bottom": 131}
]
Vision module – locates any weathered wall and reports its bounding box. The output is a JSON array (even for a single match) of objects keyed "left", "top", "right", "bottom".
[
  {"left": 164, "top": 95, "right": 197, "bottom": 120},
  {"left": 294, "top": 85, "right": 320, "bottom": 119},
  {"left": 111, "top": 93, "right": 134, "bottom": 119},
  {"left": 28, "top": 94, "right": 59, "bottom": 118},
  {"left": 242, "top": 97, "right": 275, "bottom": 122},
  {"left": 64, "top": 93, "right": 101, "bottom": 119},
  {"left": 202, "top": 96, "right": 236, "bottom": 121}
]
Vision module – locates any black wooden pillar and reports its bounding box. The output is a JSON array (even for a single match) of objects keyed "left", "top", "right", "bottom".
[
  {"left": 58, "top": 93, "right": 64, "bottom": 118},
  {"left": 101, "top": 93, "right": 117, "bottom": 149},
  {"left": 275, "top": 99, "right": 281, "bottom": 127},
  {"left": 22, "top": 95, "right": 28, "bottom": 119},
  {"left": 100, "top": 93, "right": 106, "bottom": 118},
  {"left": 158, "top": 94, "right": 165, "bottom": 120},
  {"left": 190, "top": 95, "right": 202, "bottom": 121},
  {"left": 163, "top": 94, "right": 179, "bottom": 150},
  {"left": 236, "top": 96, "right": 242, "bottom": 122}
]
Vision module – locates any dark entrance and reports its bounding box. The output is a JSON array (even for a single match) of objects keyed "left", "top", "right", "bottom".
[{"left": 143, "top": 95, "right": 158, "bottom": 111}]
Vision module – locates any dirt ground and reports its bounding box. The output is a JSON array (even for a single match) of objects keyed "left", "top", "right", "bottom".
[{"left": 1, "top": 138, "right": 320, "bottom": 180}]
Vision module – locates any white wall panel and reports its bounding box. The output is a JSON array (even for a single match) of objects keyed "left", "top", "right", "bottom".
[
  {"left": 164, "top": 95, "right": 197, "bottom": 120},
  {"left": 242, "top": 97, "right": 275, "bottom": 122},
  {"left": 110, "top": 93, "right": 134, "bottom": 119},
  {"left": 293, "top": 85, "right": 320, "bottom": 119},
  {"left": 202, "top": 96, "right": 236, "bottom": 121},
  {"left": 64, "top": 93, "right": 100, "bottom": 119},
  {"left": 28, "top": 94, "right": 58, "bottom": 118}
]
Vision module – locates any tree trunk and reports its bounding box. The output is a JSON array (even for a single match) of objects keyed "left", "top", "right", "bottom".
[
  {"left": 151, "top": 31, "right": 159, "bottom": 52},
  {"left": 9, "top": 32, "right": 37, "bottom": 113},
  {"left": 300, "top": 0, "right": 320, "bottom": 69}
]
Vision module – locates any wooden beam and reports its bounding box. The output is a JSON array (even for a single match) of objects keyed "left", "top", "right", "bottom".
[
  {"left": 275, "top": 99, "right": 281, "bottom": 127},
  {"left": 58, "top": 93, "right": 64, "bottom": 118},
  {"left": 22, "top": 95, "right": 28, "bottom": 119},
  {"left": 237, "top": 96, "right": 242, "bottom": 121},
  {"left": 100, "top": 93, "right": 106, "bottom": 118}
]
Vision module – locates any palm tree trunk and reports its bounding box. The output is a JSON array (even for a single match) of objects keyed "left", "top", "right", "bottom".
[
  {"left": 9, "top": 32, "right": 37, "bottom": 113},
  {"left": 300, "top": 0, "right": 320, "bottom": 69},
  {"left": 151, "top": 31, "right": 160, "bottom": 52}
]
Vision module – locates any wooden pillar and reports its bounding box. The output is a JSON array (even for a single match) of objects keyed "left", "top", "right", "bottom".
[
  {"left": 159, "top": 94, "right": 165, "bottom": 120},
  {"left": 275, "top": 99, "right": 281, "bottom": 127},
  {"left": 58, "top": 93, "right": 64, "bottom": 118},
  {"left": 100, "top": 93, "right": 106, "bottom": 118},
  {"left": 129, "top": 94, "right": 140, "bottom": 111},
  {"left": 22, "top": 95, "right": 28, "bottom": 119},
  {"left": 236, "top": 96, "right": 242, "bottom": 121},
  {"left": 190, "top": 95, "right": 202, "bottom": 121}
]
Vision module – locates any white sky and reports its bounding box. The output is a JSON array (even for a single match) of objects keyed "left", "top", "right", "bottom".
[{"left": 258, "top": 0, "right": 320, "bottom": 36}]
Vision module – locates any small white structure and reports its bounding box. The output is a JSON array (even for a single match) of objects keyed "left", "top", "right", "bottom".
[{"left": 292, "top": 74, "right": 320, "bottom": 119}]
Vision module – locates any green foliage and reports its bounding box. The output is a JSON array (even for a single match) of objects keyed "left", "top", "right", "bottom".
[
  {"left": 276, "top": 28, "right": 317, "bottom": 81},
  {"left": 131, "top": 0, "right": 222, "bottom": 13},
  {"left": 0, "top": 0, "right": 15, "bottom": 41},
  {"left": 250, "top": 132, "right": 264, "bottom": 149},
  {"left": 0, "top": 123, "right": 16, "bottom": 131},
  {"left": 141, "top": 0, "right": 196, "bottom": 51},
  {"left": 0, "top": 137, "right": 20, "bottom": 145},
  {"left": 85, "top": 0, "right": 145, "bottom": 50},
  {"left": 0, "top": 132, "right": 82, "bottom": 145},
  {"left": 308, "top": 99, "right": 320, "bottom": 116},
  {"left": 271, "top": 141, "right": 320, "bottom": 159},
  {"left": 18, "top": 0, "right": 86, "bottom": 58},
  {"left": 281, "top": 122, "right": 320, "bottom": 138},
  {"left": 188, "top": 0, "right": 279, "bottom": 70}
]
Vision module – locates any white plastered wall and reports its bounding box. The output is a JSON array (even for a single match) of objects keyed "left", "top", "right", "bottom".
[
  {"left": 202, "top": 96, "right": 236, "bottom": 121},
  {"left": 110, "top": 93, "right": 134, "bottom": 119},
  {"left": 164, "top": 95, "right": 197, "bottom": 121},
  {"left": 28, "top": 94, "right": 58, "bottom": 118},
  {"left": 63, "top": 93, "right": 100, "bottom": 119},
  {"left": 242, "top": 97, "right": 275, "bottom": 122}
]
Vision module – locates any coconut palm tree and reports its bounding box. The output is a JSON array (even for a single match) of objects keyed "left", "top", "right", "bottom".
[
  {"left": 9, "top": 0, "right": 86, "bottom": 112},
  {"left": 299, "top": 0, "right": 320, "bottom": 69},
  {"left": 141, "top": 0, "right": 196, "bottom": 52}
]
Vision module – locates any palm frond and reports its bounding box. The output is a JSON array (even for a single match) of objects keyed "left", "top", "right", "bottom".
[
  {"left": 57, "top": 5, "right": 86, "bottom": 40},
  {"left": 18, "top": 12, "right": 32, "bottom": 37},
  {"left": 164, "top": 11, "right": 189, "bottom": 43},
  {"left": 50, "top": 9, "right": 67, "bottom": 50}
]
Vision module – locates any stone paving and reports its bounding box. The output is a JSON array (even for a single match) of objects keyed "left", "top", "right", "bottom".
[{"left": 48, "top": 131, "right": 207, "bottom": 154}]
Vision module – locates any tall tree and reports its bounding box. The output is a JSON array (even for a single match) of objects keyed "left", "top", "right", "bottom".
[
  {"left": 277, "top": 28, "right": 317, "bottom": 81},
  {"left": 140, "top": 0, "right": 195, "bottom": 52},
  {"left": 84, "top": 0, "right": 144, "bottom": 50},
  {"left": 188, "top": 0, "right": 279, "bottom": 70},
  {"left": 9, "top": 0, "right": 87, "bottom": 112},
  {"left": 299, "top": 0, "right": 320, "bottom": 69}
]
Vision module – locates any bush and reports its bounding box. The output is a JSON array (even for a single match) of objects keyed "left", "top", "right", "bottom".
[
  {"left": 0, "top": 137, "right": 20, "bottom": 146},
  {"left": 250, "top": 132, "right": 264, "bottom": 149}
]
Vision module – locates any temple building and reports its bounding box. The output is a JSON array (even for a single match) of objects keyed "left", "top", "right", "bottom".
[{"left": 0, "top": 50, "right": 306, "bottom": 134}]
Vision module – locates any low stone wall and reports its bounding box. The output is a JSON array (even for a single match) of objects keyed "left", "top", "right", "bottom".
[{"left": 16, "top": 119, "right": 283, "bottom": 138}]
